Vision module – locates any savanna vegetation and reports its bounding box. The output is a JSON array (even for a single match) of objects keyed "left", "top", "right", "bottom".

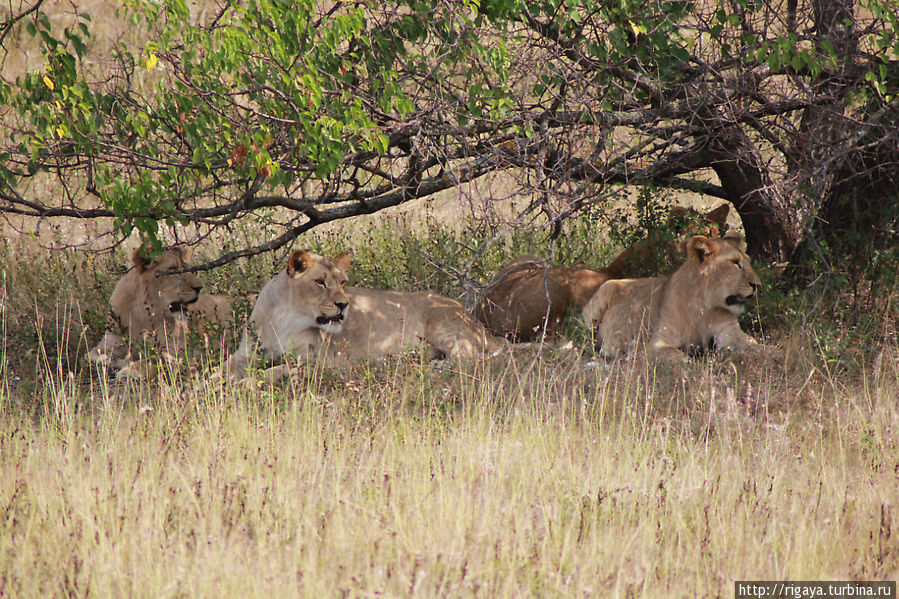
[
  {"left": 2, "top": 213, "right": 897, "bottom": 596},
  {"left": 1, "top": 0, "right": 898, "bottom": 596}
]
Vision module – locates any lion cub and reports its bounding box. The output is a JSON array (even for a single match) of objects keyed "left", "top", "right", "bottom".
[
  {"left": 226, "top": 250, "right": 500, "bottom": 379},
  {"left": 582, "top": 232, "right": 761, "bottom": 361}
]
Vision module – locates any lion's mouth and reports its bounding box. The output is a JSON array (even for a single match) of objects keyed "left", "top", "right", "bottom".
[
  {"left": 169, "top": 296, "right": 199, "bottom": 313},
  {"left": 725, "top": 295, "right": 747, "bottom": 306},
  {"left": 316, "top": 313, "right": 344, "bottom": 326}
]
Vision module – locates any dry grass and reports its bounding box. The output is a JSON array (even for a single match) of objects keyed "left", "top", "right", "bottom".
[
  {"left": 1, "top": 335, "right": 898, "bottom": 597},
  {"left": 2, "top": 214, "right": 898, "bottom": 596}
]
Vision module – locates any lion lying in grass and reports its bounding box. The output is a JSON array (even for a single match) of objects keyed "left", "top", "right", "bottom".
[
  {"left": 581, "top": 232, "right": 760, "bottom": 361},
  {"left": 473, "top": 257, "right": 611, "bottom": 341},
  {"left": 89, "top": 247, "right": 233, "bottom": 378},
  {"left": 226, "top": 250, "right": 500, "bottom": 380},
  {"left": 475, "top": 204, "right": 731, "bottom": 341}
]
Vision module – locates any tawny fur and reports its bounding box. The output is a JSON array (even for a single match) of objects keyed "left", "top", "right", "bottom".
[
  {"left": 581, "top": 232, "right": 761, "bottom": 361},
  {"left": 473, "top": 258, "right": 611, "bottom": 341},
  {"left": 226, "top": 250, "right": 499, "bottom": 379},
  {"left": 475, "top": 204, "right": 730, "bottom": 341},
  {"left": 91, "top": 247, "right": 234, "bottom": 378}
]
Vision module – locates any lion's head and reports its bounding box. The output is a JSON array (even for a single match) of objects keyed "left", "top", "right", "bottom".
[
  {"left": 683, "top": 231, "right": 760, "bottom": 316},
  {"left": 138, "top": 247, "right": 203, "bottom": 318},
  {"left": 108, "top": 246, "right": 205, "bottom": 332},
  {"left": 284, "top": 249, "right": 352, "bottom": 334}
]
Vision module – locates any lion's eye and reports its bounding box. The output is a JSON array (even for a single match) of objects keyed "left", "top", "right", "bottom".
[
  {"left": 315, "top": 279, "right": 326, "bottom": 287},
  {"left": 732, "top": 259, "right": 743, "bottom": 269}
]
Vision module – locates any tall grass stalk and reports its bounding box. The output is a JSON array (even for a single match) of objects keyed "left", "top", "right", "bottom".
[{"left": 1, "top": 344, "right": 897, "bottom": 597}]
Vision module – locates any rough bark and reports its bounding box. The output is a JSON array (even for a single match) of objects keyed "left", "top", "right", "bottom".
[{"left": 707, "top": 126, "right": 801, "bottom": 264}]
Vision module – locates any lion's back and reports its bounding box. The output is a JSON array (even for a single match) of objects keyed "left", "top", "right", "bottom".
[
  {"left": 338, "top": 287, "right": 497, "bottom": 360},
  {"left": 476, "top": 259, "right": 608, "bottom": 341}
]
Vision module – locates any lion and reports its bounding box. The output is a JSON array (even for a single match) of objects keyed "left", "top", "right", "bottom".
[
  {"left": 90, "top": 246, "right": 234, "bottom": 378},
  {"left": 581, "top": 232, "right": 761, "bottom": 361},
  {"left": 474, "top": 203, "right": 730, "bottom": 341},
  {"left": 473, "top": 257, "right": 612, "bottom": 341},
  {"left": 226, "top": 250, "right": 500, "bottom": 379}
]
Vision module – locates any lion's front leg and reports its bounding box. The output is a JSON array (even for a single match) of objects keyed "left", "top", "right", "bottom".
[
  {"left": 710, "top": 316, "right": 758, "bottom": 351},
  {"left": 221, "top": 326, "right": 254, "bottom": 380},
  {"left": 646, "top": 337, "right": 689, "bottom": 362}
]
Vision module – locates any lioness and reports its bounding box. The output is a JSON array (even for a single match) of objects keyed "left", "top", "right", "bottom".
[
  {"left": 90, "top": 247, "right": 234, "bottom": 377},
  {"left": 473, "top": 257, "right": 612, "bottom": 341},
  {"left": 475, "top": 204, "right": 730, "bottom": 341},
  {"left": 581, "top": 232, "right": 761, "bottom": 361},
  {"left": 226, "top": 250, "right": 500, "bottom": 379}
]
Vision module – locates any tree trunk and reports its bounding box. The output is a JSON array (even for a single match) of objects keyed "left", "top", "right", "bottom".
[
  {"left": 786, "top": 0, "right": 860, "bottom": 266},
  {"left": 707, "top": 0, "right": 866, "bottom": 268},
  {"left": 706, "top": 126, "right": 802, "bottom": 265}
]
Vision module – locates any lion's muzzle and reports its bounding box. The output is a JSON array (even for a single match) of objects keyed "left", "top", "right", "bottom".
[
  {"left": 316, "top": 301, "right": 348, "bottom": 330},
  {"left": 169, "top": 293, "right": 200, "bottom": 314},
  {"left": 726, "top": 282, "right": 758, "bottom": 307},
  {"left": 316, "top": 313, "right": 344, "bottom": 326}
]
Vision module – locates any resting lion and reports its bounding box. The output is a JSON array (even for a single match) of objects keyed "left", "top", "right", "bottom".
[
  {"left": 226, "top": 250, "right": 500, "bottom": 379},
  {"left": 473, "top": 257, "right": 611, "bottom": 341},
  {"left": 474, "top": 204, "right": 730, "bottom": 341},
  {"left": 90, "top": 246, "right": 234, "bottom": 377},
  {"left": 581, "top": 232, "right": 761, "bottom": 361}
]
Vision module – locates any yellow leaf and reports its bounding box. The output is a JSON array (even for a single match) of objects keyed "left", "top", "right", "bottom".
[
  {"left": 56, "top": 126, "right": 66, "bottom": 138},
  {"left": 628, "top": 20, "right": 647, "bottom": 36},
  {"left": 146, "top": 52, "right": 158, "bottom": 71},
  {"left": 43, "top": 76, "right": 54, "bottom": 91}
]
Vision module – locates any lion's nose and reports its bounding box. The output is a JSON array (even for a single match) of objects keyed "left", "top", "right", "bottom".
[
  {"left": 192, "top": 285, "right": 203, "bottom": 294},
  {"left": 749, "top": 282, "right": 759, "bottom": 295},
  {"left": 335, "top": 301, "right": 348, "bottom": 312}
]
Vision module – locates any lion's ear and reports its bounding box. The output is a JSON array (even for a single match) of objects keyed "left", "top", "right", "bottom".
[
  {"left": 723, "top": 231, "right": 747, "bottom": 252},
  {"left": 331, "top": 252, "right": 352, "bottom": 274},
  {"left": 686, "top": 235, "right": 718, "bottom": 264},
  {"left": 287, "top": 250, "right": 315, "bottom": 278},
  {"left": 132, "top": 248, "right": 153, "bottom": 271},
  {"left": 704, "top": 203, "right": 730, "bottom": 228}
]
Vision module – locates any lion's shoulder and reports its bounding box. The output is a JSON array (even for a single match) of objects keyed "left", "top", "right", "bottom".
[{"left": 108, "top": 269, "right": 141, "bottom": 321}]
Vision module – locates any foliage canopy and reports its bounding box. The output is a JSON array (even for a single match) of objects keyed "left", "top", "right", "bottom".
[{"left": 1, "top": 0, "right": 897, "bottom": 271}]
